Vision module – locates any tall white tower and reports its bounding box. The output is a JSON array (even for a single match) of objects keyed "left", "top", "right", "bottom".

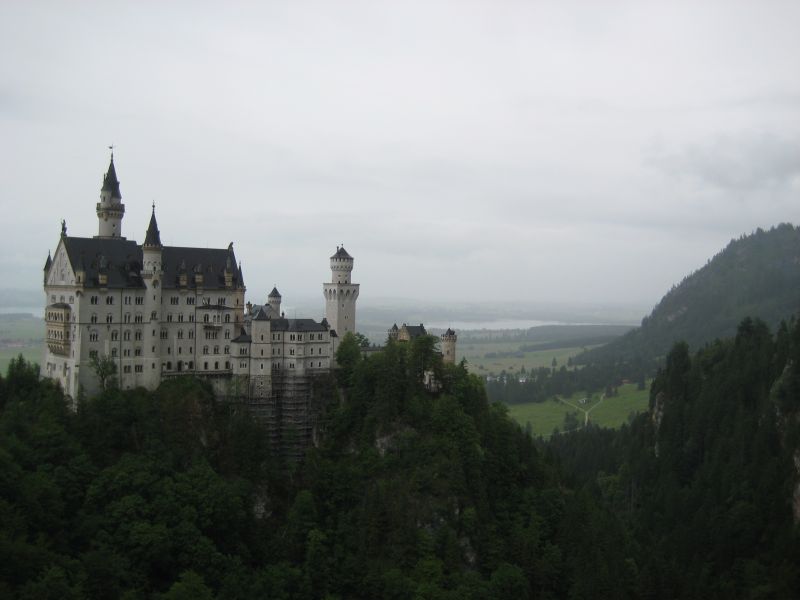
[
  {"left": 95, "top": 152, "right": 126, "bottom": 239},
  {"left": 323, "top": 246, "right": 359, "bottom": 336}
]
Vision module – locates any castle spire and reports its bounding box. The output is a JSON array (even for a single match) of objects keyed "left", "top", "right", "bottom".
[
  {"left": 96, "top": 149, "right": 126, "bottom": 239},
  {"left": 101, "top": 152, "right": 122, "bottom": 199},
  {"left": 143, "top": 203, "right": 162, "bottom": 248}
]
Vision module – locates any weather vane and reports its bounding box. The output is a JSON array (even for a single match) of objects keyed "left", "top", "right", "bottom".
[{"left": 108, "top": 144, "right": 115, "bottom": 158}]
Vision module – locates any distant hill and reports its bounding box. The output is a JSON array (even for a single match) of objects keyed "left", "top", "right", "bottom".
[{"left": 578, "top": 223, "right": 800, "bottom": 366}]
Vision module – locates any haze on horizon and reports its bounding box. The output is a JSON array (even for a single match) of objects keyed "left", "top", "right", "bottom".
[{"left": 1, "top": 1, "right": 798, "bottom": 313}]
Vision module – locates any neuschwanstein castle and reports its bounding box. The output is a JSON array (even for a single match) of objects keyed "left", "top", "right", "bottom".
[{"left": 42, "top": 155, "right": 456, "bottom": 453}]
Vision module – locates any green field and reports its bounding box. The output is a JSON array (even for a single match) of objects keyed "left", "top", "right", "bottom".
[
  {"left": 458, "top": 342, "right": 599, "bottom": 377},
  {"left": 507, "top": 382, "right": 650, "bottom": 438},
  {"left": 0, "top": 314, "right": 43, "bottom": 374}
]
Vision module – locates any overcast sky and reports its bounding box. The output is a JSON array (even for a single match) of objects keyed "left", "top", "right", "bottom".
[{"left": 2, "top": 1, "right": 798, "bottom": 312}]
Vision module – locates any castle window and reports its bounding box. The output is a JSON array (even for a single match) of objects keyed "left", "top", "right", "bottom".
[
  {"left": 90, "top": 296, "right": 98, "bottom": 304},
  {"left": 188, "top": 314, "right": 194, "bottom": 322},
  {"left": 106, "top": 296, "right": 113, "bottom": 305},
  {"left": 135, "top": 330, "right": 142, "bottom": 341},
  {"left": 136, "top": 296, "right": 144, "bottom": 305},
  {"left": 188, "top": 361, "right": 193, "bottom": 369},
  {"left": 224, "top": 346, "right": 229, "bottom": 354},
  {"left": 167, "top": 314, "right": 173, "bottom": 323},
  {"left": 290, "top": 349, "right": 295, "bottom": 356},
  {"left": 213, "top": 345, "right": 219, "bottom": 354},
  {"left": 167, "top": 347, "right": 171, "bottom": 354},
  {"left": 135, "top": 314, "right": 143, "bottom": 323},
  {"left": 225, "top": 361, "right": 229, "bottom": 369},
  {"left": 123, "top": 330, "right": 130, "bottom": 341},
  {"left": 124, "top": 296, "right": 131, "bottom": 305},
  {"left": 187, "top": 297, "right": 195, "bottom": 305},
  {"left": 135, "top": 348, "right": 142, "bottom": 356},
  {"left": 178, "top": 347, "right": 182, "bottom": 354},
  {"left": 188, "top": 330, "right": 194, "bottom": 339},
  {"left": 224, "top": 314, "right": 230, "bottom": 323},
  {"left": 89, "top": 350, "right": 98, "bottom": 359},
  {"left": 123, "top": 349, "right": 130, "bottom": 357},
  {"left": 178, "top": 313, "right": 184, "bottom": 322},
  {"left": 224, "top": 330, "right": 230, "bottom": 339},
  {"left": 151, "top": 311, "right": 157, "bottom": 320},
  {"left": 135, "top": 365, "right": 143, "bottom": 373},
  {"left": 111, "top": 330, "right": 118, "bottom": 341},
  {"left": 204, "top": 314, "right": 209, "bottom": 323},
  {"left": 203, "top": 346, "right": 209, "bottom": 355},
  {"left": 123, "top": 365, "right": 131, "bottom": 373},
  {"left": 106, "top": 314, "right": 113, "bottom": 323},
  {"left": 204, "top": 362, "right": 208, "bottom": 370},
  {"left": 124, "top": 313, "right": 131, "bottom": 323},
  {"left": 170, "top": 297, "right": 179, "bottom": 305},
  {"left": 160, "top": 330, "right": 168, "bottom": 340},
  {"left": 91, "top": 314, "right": 98, "bottom": 324},
  {"left": 89, "top": 331, "right": 98, "bottom": 342},
  {"left": 111, "top": 348, "right": 117, "bottom": 357},
  {"left": 214, "top": 361, "right": 219, "bottom": 369},
  {"left": 177, "top": 330, "right": 184, "bottom": 339}
]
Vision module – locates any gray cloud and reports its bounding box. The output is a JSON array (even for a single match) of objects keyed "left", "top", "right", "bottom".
[{"left": 646, "top": 132, "right": 800, "bottom": 193}]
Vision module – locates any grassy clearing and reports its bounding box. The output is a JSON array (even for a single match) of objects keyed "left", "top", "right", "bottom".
[
  {"left": 458, "top": 343, "right": 599, "bottom": 377},
  {"left": 506, "top": 383, "right": 650, "bottom": 438},
  {"left": 0, "top": 314, "right": 43, "bottom": 374}
]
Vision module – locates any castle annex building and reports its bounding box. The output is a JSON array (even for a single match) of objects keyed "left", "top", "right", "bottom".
[{"left": 42, "top": 155, "right": 355, "bottom": 410}]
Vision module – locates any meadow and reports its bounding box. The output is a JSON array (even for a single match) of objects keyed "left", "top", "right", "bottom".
[
  {"left": 507, "top": 382, "right": 650, "bottom": 438},
  {"left": 0, "top": 314, "right": 43, "bottom": 374},
  {"left": 458, "top": 341, "right": 601, "bottom": 376}
]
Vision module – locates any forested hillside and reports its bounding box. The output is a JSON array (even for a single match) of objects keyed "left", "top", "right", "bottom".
[
  {"left": 3, "top": 317, "right": 799, "bottom": 598},
  {"left": 0, "top": 338, "right": 636, "bottom": 599},
  {"left": 550, "top": 316, "right": 800, "bottom": 597},
  {"left": 578, "top": 223, "right": 800, "bottom": 368}
]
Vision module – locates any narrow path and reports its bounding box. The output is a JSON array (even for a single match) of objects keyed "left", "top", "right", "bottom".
[{"left": 556, "top": 393, "right": 606, "bottom": 427}]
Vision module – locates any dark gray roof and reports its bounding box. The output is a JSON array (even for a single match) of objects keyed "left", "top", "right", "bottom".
[
  {"left": 268, "top": 286, "right": 281, "bottom": 298},
  {"left": 270, "top": 318, "right": 328, "bottom": 333},
  {"left": 162, "top": 246, "right": 243, "bottom": 290},
  {"left": 444, "top": 328, "right": 456, "bottom": 336},
  {"left": 331, "top": 246, "right": 352, "bottom": 259},
  {"left": 62, "top": 237, "right": 144, "bottom": 289},
  {"left": 253, "top": 307, "right": 269, "bottom": 321},
  {"left": 143, "top": 208, "right": 162, "bottom": 247},
  {"left": 232, "top": 327, "right": 251, "bottom": 343},
  {"left": 101, "top": 156, "right": 121, "bottom": 198},
  {"left": 58, "top": 237, "right": 243, "bottom": 291},
  {"left": 47, "top": 302, "right": 71, "bottom": 309},
  {"left": 44, "top": 252, "right": 52, "bottom": 271},
  {"left": 403, "top": 324, "right": 427, "bottom": 338}
]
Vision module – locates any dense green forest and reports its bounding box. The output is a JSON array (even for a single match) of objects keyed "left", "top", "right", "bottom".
[
  {"left": 2, "top": 317, "right": 799, "bottom": 598},
  {"left": 0, "top": 337, "right": 635, "bottom": 599},
  {"left": 549, "top": 316, "right": 800, "bottom": 597},
  {"left": 577, "top": 224, "right": 800, "bottom": 371}
]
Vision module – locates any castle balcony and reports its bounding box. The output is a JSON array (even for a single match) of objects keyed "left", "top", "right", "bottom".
[{"left": 46, "top": 303, "right": 72, "bottom": 356}]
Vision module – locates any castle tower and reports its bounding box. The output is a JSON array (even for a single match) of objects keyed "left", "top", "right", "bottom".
[
  {"left": 323, "top": 246, "right": 359, "bottom": 336},
  {"left": 95, "top": 152, "right": 126, "bottom": 239},
  {"left": 441, "top": 328, "right": 457, "bottom": 364},
  {"left": 141, "top": 205, "right": 163, "bottom": 388},
  {"left": 268, "top": 287, "right": 282, "bottom": 315}
]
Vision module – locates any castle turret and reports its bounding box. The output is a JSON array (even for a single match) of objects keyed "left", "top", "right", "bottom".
[
  {"left": 268, "top": 287, "right": 282, "bottom": 315},
  {"left": 441, "top": 328, "right": 457, "bottom": 364},
  {"left": 323, "top": 246, "right": 359, "bottom": 336},
  {"left": 95, "top": 152, "right": 126, "bottom": 239},
  {"left": 141, "top": 205, "right": 163, "bottom": 389}
]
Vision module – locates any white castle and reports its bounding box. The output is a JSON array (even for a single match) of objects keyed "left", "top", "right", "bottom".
[
  {"left": 42, "top": 154, "right": 455, "bottom": 454},
  {"left": 42, "top": 154, "right": 357, "bottom": 396}
]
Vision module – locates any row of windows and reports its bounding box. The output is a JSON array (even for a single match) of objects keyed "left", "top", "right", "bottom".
[
  {"left": 50, "top": 295, "right": 74, "bottom": 304},
  {"left": 202, "top": 346, "right": 230, "bottom": 355}
]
